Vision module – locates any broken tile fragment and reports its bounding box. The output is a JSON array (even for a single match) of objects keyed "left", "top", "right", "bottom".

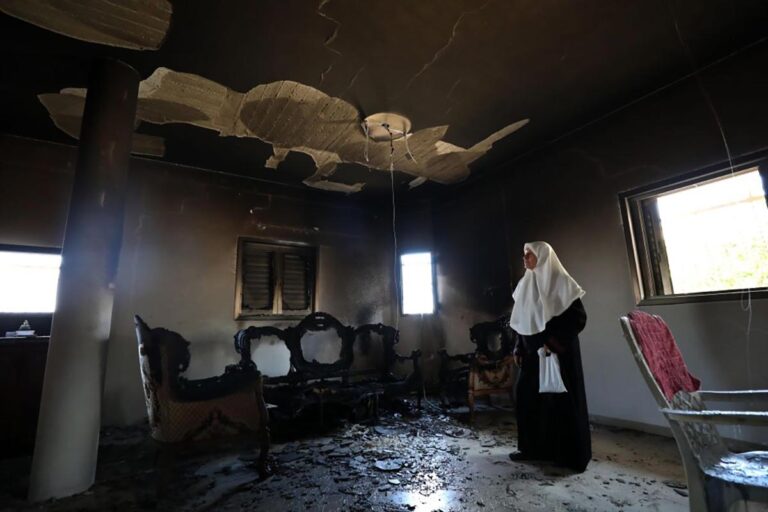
[{"left": 374, "top": 459, "right": 404, "bottom": 472}]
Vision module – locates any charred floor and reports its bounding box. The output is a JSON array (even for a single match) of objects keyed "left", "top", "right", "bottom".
[{"left": 0, "top": 405, "right": 689, "bottom": 512}]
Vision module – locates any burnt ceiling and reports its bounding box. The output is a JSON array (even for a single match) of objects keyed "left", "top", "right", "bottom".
[{"left": 1, "top": 0, "right": 767, "bottom": 197}]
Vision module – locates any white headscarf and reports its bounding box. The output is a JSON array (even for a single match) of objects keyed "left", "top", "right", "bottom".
[{"left": 509, "top": 241, "right": 585, "bottom": 336}]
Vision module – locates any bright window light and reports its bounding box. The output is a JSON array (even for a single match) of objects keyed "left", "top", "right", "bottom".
[
  {"left": 400, "top": 252, "right": 435, "bottom": 314},
  {"left": 656, "top": 169, "right": 768, "bottom": 294},
  {"left": 0, "top": 251, "right": 61, "bottom": 312}
]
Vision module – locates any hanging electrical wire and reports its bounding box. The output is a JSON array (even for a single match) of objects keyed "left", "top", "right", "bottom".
[
  {"left": 382, "top": 125, "right": 400, "bottom": 328},
  {"left": 359, "top": 114, "right": 416, "bottom": 330},
  {"left": 362, "top": 120, "right": 370, "bottom": 163},
  {"left": 385, "top": 125, "right": 396, "bottom": 171},
  {"left": 402, "top": 131, "right": 417, "bottom": 163}
]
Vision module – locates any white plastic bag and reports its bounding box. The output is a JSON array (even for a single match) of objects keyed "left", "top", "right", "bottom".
[{"left": 538, "top": 346, "right": 568, "bottom": 393}]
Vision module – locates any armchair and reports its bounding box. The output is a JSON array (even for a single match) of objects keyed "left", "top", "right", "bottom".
[
  {"left": 439, "top": 315, "right": 517, "bottom": 421},
  {"left": 354, "top": 322, "right": 423, "bottom": 409},
  {"left": 135, "top": 316, "right": 269, "bottom": 472},
  {"left": 620, "top": 311, "right": 768, "bottom": 512}
]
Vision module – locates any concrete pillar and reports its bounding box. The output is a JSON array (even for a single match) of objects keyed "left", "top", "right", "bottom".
[{"left": 28, "top": 59, "right": 139, "bottom": 501}]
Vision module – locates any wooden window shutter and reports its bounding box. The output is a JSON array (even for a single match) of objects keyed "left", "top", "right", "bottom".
[
  {"left": 281, "top": 252, "right": 312, "bottom": 311},
  {"left": 640, "top": 197, "right": 674, "bottom": 296},
  {"left": 240, "top": 244, "right": 275, "bottom": 313}
]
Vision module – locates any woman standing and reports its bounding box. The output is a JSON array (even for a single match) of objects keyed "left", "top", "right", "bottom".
[{"left": 509, "top": 241, "right": 591, "bottom": 472}]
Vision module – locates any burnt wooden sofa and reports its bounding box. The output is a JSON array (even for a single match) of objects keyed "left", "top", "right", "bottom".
[
  {"left": 232, "top": 312, "right": 422, "bottom": 422},
  {"left": 438, "top": 315, "right": 517, "bottom": 421},
  {"left": 135, "top": 316, "right": 269, "bottom": 472}
]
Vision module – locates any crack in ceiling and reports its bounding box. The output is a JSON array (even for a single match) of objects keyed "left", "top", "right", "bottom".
[
  {"left": 316, "top": 0, "right": 343, "bottom": 87},
  {"left": 401, "top": 0, "right": 494, "bottom": 94},
  {"left": 39, "top": 67, "right": 529, "bottom": 193},
  {"left": 443, "top": 78, "right": 463, "bottom": 119},
  {"left": 317, "top": 0, "right": 343, "bottom": 56},
  {"left": 340, "top": 66, "right": 366, "bottom": 99}
]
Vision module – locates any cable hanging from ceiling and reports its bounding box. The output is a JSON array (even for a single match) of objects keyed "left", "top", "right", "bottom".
[{"left": 359, "top": 112, "right": 418, "bottom": 329}]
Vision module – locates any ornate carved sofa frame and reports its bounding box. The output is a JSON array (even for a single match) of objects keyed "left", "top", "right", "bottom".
[
  {"left": 438, "top": 315, "right": 517, "bottom": 421},
  {"left": 135, "top": 316, "right": 269, "bottom": 473},
  {"left": 233, "top": 312, "right": 422, "bottom": 421}
]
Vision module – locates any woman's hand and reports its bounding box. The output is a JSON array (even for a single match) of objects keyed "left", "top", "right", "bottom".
[
  {"left": 514, "top": 354, "right": 523, "bottom": 367},
  {"left": 545, "top": 336, "right": 566, "bottom": 354}
]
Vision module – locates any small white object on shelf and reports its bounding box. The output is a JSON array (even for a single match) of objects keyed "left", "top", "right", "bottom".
[{"left": 5, "top": 320, "right": 36, "bottom": 337}]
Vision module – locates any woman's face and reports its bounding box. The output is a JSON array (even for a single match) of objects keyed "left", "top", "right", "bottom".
[{"left": 523, "top": 249, "right": 538, "bottom": 270}]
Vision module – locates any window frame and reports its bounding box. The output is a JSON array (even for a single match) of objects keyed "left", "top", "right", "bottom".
[
  {"left": 619, "top": 151, "right": 768, "bottom": 305},
  {"left": 0, "top": 244, "right": 61, "bottom": 325},
  {"left": 234, "top": 238, "right": 317, "bottom": 320},
  {"left": 398, "top": 250, "right": 438, "bottom": 316},
  {"left": 0, "top": 243, "right": 61, "bottom": 256}
]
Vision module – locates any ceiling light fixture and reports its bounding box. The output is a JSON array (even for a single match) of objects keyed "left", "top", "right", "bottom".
[
  {"left": 361, "top": 112, "right": 416, "bottom": 169},
  {"left": 361, "top": 112, "right": 411, "bottom": 141}
]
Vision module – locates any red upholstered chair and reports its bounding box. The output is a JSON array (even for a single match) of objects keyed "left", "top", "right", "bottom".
[{"left": 620, "top": 311, "right": 768, "bottom": 512}]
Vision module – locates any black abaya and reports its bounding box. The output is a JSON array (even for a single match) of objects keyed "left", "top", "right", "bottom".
[{"left": 514, "top": 298, "right": 591, "bottom": 472}]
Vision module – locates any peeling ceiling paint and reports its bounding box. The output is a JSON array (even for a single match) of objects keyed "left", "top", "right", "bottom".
[
  {"left": 6, "top": 1, "right": 768, "bottom": 196},
  {"left": 0, "top": 0, "right": 172, "bottom": 50},
  {"left": 37, "top": 90, "right": 165, "bottom": 157},
  {"left": 40, "top": 68, "right": 529, "bottom": 193}
]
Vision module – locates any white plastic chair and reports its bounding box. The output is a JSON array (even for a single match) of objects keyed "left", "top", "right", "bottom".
[{"left": 620, "top": 313, "right": 768, "bottom": 511}]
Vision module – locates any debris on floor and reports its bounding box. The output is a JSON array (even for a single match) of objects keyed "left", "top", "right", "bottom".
[{"left": 0, "top": 404, "right": 689, "bottom": 511}]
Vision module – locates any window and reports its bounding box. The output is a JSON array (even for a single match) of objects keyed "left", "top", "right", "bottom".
[
  {"left": 235, "top": 239, "right": 316, "bottom": 319},
  {"left": 0, "top": 247, "right": 61, "bottom": 313},
  {"left": 620, "top": 156, "right": 768, "bottom": 303},
  {"left": 400, "top": 252, "right": 436, "bottom": 314}
]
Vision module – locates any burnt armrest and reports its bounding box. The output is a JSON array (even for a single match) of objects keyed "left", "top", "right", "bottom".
[
  {"left": 661, "top": 408, "right": 768, "bottom": 426},
  {"left": 394, "top": 349, "right": 422, "bottom": 374},
  {"left": 394, "top": 349, "right": 421, "bottom": 363},
  {"left": 471, "top": 354, "right": 516, "bottom": 369},
  {"left": 438, "top": 349, "right": 474, "bottom": 364},
  {"left": 173, "top": 369, "right": 261, "bottom": 402},
  {"left": 695, "top": 390, "right": 768, "bottom": 402}
]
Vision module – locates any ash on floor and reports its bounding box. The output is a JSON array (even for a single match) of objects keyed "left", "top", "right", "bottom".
[{"left": 0, "top": 407, "right": 688, "bottom": 512}]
